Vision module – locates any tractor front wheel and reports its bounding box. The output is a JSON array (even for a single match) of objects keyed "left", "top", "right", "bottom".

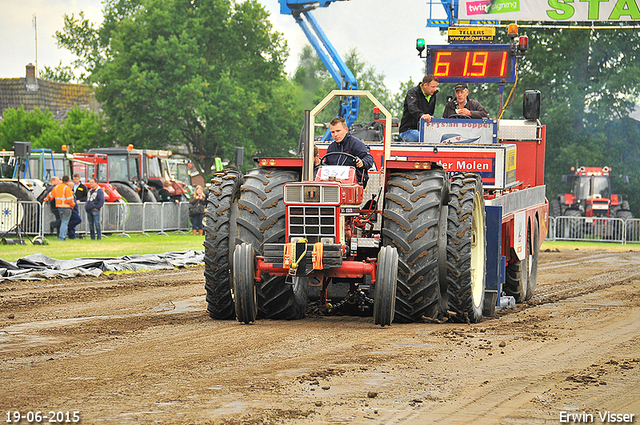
[
  {"left": 373, "top": 246, "right": 398, "bottom": 327},
  {"left": 233, "top": 243, "right": 257, "bottom": 324}
]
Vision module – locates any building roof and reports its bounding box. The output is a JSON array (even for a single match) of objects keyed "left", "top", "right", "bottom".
[{"left": 0, "top": 64, "right": 100, "bottom": 122}]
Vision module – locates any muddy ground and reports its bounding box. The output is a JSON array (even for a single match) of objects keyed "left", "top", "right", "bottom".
[{"left": 1, "top": 248, "right": 639, "bottom": 425}]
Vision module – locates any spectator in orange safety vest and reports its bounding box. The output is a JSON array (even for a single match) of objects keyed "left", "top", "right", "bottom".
[{"left": 44, "top": 175, "right": 76, "bottom": 241}]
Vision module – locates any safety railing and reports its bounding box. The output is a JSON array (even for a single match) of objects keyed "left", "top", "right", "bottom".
[
  {"left": 1, "top": 200, "right": 193, "bottom": 239},
  {"left": 549, "top": 216, "right": 640, "bottom": 244}
]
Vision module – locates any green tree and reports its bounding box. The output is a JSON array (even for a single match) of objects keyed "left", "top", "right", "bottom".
[
  {"left": 0, "top": 107, "right": 62, "bottom": 150},
  {"left": 55, "top": 0, "right": 298, "bottom": 176},
  {"left": 516, "top": 26, "right": 640, "bottom": 213},
  {"left": 291, "top": 45, "right": 393, "bottom": 137},
  {"left": 0, "top": 106, "right": 110, "bottom": 153},
  {"left": 61, "top": 107, "right": 111, "bottom": 153}
]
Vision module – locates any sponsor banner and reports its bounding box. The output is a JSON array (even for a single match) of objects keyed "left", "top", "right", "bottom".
[
  {"left": 448, "top": 26, "right": 496, "bottom": 43},
  {"left": 458, "top": 0, "right": 640, "bottom": 22},
  {"left": 400, "top": 150, "right": 499, "bottom": 182},
  {"left": 421, "top": 119, "right": 497, "bottom": 145}
]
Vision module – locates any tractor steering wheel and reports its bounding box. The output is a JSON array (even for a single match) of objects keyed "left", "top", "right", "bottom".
[
  {"left": 320, "top": 151, "right": 359, "bottom": 166},
  {"left": 448, "top": 114, "right": 472, "bottom": 119}
]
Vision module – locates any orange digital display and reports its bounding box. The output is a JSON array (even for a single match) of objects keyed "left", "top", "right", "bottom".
[{"left": 427, "top": 45, "right": 515, "bottom": 83}]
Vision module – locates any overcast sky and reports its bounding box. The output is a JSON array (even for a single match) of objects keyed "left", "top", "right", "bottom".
[{"left": 0, "top": 0, "right": 447, "bottom": 91}]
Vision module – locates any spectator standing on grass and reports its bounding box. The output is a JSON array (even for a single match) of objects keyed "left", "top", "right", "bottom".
[
  {"left": 189, "top": 185, "right": 207, "bottom": 236},
  {"left": 44, "top": 175, "right": 75, "bottom": 241},
  {"left": 72, "top": 173, "right": 88, "bottom": 202},
  {"left": 65, "top": 179, "right": 82, "bottom": 239},
  {"left": 41, "top": 176, "right": 62, "bottom": 236},
  {"left": 85, "top": 178, "right": 104, "bottom": 241}
]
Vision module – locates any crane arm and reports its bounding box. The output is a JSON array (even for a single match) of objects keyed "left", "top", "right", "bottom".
[{"left": 280, "top": 0, "right": 359, "bottom": 131}]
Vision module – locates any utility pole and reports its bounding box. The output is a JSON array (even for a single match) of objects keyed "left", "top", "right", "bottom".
[{"left": 32, "top": 14, "right": 38, "bottom": 78}]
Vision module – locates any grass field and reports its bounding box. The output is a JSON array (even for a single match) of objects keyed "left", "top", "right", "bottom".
[
  {"left": 1, "top": 233, "right": 205, "bottom": 263},
  {"left": 542, "top": 240, "right": 640, "bottom": 251}
]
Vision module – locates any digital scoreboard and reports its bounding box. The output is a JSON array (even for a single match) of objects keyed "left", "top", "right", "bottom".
[{"left": 426, "top": 44, "right": 516, "bottom": 83}]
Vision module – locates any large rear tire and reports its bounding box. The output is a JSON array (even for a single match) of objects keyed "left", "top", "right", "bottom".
[
  {"left": 446, "top": 173, "right": 486, "bottom": 323},
  {"left": 233, "top": 243, "right": 258, "bottom": 324},
  {"left": 113, "top": 183, "right": 142, "bottom": 203},
  {"left": 549, "top": 198, "right": 561, "bottom": 218},
  {"left": 382, "top": 169, "right": 449, "bottom": 322},
  {"left": 373, "top": 246, "right": 398, "bottom": 327},
  {"left": 0, "top": 181, "right": 38, "bottom": 233},
  {"left": 142, "top": 189, "right": 157, "bottom": 203},
  {"left": 204, "top": 170, "right": 242, "bottom": 320},
  {"left": 237, "top": 168, "right": 306, "bottom": 320},
  {"left": 565, "top": 209, "right": 583, "bottom": 238},
  {"left": 615, "top": 209, "right": 634, "bottom": 241}
]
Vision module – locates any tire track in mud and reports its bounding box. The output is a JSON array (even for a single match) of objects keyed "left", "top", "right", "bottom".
[
  {"left": 513, "top": 251, "right": 640, "bottom": 309},
  {"left": 529, "top": 269, "right": 640, "bottom": 307}
]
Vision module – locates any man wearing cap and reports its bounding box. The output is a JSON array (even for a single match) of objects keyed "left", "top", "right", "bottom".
[
  {"left": 399, "top": 74, "right": 439, "bottom": 143},
  {"left": 443, "top": 83, "right": 490, "bottom": 119}
]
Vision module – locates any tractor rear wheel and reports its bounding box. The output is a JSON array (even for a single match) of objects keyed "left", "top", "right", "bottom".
[
  {"left": 382, "top": 169, "right": 449, "bottom": 323},
  {"left": 615, "top": 209, "right": 634, "bottom": 241},
  {"left": 525, "top": 216, "right": 540, "bottom": 301},
  {"left": 373, "top": 246, "right": 398, "bottom": 327},
  {"left": 565, "top": 209, "right": 583, "bottom": 238},
  {"left": 204, "top": 170, "right": 242, "bottom": 320},
  {"left": 446, "top": 173, "right": 487, "bottom": 323},
  {"left": 549, "top": 198, "right": 561, "bottom": 217},
  {"left": 0, "top": 181, "right": 38, "bottom": 234},
  {"left": 113, "top": 183, "right": 142, "bottom": 203},
  {"left": 237, "top": 168, "right": 306, "bottom": 320},
  {"left": 233, "top": 243, "right": 257, "bottom": 324}
]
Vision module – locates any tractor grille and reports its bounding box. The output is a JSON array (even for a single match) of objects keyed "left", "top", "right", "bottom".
[
  {"left": 284, "top": 185, "right": 340, "bottom": 204},
  {"left": 288, "top": 206, "right": 336, "bottom": 243}
]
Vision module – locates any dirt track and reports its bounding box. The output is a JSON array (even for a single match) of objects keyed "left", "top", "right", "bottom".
[{"left": 1, "top": 248, "right": 639, "bottom": 424}]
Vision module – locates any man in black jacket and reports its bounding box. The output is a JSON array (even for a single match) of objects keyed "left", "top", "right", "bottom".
[
  {"left": 399, "top": 74, "right": 439, "bottom": 142},
  {"left": 324, "top": 117, "right": 375, "bottom": 188}
]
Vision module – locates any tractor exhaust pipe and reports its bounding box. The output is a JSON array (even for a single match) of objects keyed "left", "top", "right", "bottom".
[{"left": 302, "top": 109, "right": 312, "bottom": 182}]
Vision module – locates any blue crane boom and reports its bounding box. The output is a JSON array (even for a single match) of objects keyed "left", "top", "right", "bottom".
[{"left": 279, "top": 0, "right": 359, "bottom": 131}]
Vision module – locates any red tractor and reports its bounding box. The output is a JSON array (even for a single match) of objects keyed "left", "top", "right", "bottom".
[
  {"left": 551, "top": 166, "right": 633, "bottom": 239},
  {"left": 551, "top": 166, "right": 632, "bottom": 220},
  {"left": 204, "top": 86, "right": 548, "bottom": 326},
  {"left": 88, "top": 146, "right": 189, "bottom": 203},
  {"left": 71, "top": 153, "right": 126, "bottom": 203}
]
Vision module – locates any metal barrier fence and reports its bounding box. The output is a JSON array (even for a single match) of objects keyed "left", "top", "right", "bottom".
[
  {"left": 549, "top": 216, "right": 640, "bottom": 244},
  {"left": 3, "top": 199, "right": 639, "bottom": 244},
  {"left": 1, "top": 200, "right": 192, "bottom": 239}
]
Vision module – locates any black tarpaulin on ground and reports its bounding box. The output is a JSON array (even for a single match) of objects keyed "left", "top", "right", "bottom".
[{"left": 0, "top": 250, "right": 204, "bottom": 281}]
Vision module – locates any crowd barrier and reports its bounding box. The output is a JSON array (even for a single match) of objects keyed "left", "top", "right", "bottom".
[
  {"left": 0, "top": 200, "right": 191, "bottom": 239},
  {"left": 2, "top": 199, "right": 639, "bottom": 244},
  {"left": 549, "top": 215, "right": 640, "bottom": 244}
]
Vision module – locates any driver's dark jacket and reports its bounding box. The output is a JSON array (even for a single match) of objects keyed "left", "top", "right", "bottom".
[
  {"left": 325, "top": 133, "right": 375, "bottom": 187},
  {"left": 443, "top": 98, "right": 490, "bottom": 119},
  {"left": 399, "top": 83, "right": 438, "bottom": 133}
]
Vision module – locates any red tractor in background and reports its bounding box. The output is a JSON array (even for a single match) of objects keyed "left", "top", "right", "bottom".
[
  {"left": 550, "top": 166, "right": 633, "bottom": 221},
  {"left": 88, "top": 146, "right": 189, "bottom": 203},
  {"left": 71, "top": 152, "right": 126, "bottom": 203}
]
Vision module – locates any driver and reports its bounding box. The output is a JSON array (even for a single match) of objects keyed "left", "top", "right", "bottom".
[
  {"left": 443, "top": 83, "right": 490, "bottom": 119},
  {"left": 325, "top": 116, "right": 375, "bottom": 188}
]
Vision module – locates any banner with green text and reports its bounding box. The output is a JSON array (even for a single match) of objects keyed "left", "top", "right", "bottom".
[{"left": 458, "top": 0, "right": 640, "bottom": 22}]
